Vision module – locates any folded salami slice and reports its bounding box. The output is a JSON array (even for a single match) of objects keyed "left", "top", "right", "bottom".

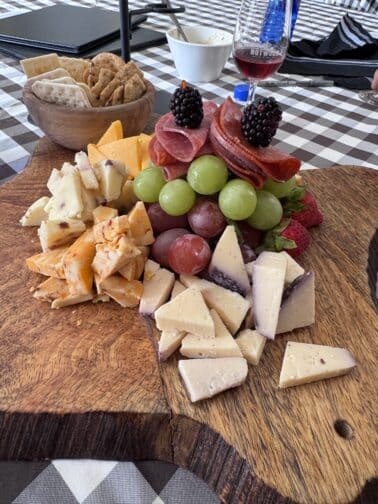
[
  {"left": 148, "top": 136, "right": 176, "bottom": 166},
  {"left": 162, "top": 162, "right": 190, "bottom": 181},
  {"left": 155, "top": 101, "right": 218, "bottom": 163}
]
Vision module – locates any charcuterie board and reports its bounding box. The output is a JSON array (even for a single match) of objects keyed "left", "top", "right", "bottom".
[{"left": 0, "top": 137, "right": 377, "bottom": 504}]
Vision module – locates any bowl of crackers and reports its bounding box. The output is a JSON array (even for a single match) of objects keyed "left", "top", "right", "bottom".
[{"left": 22, "top": 52, "right": 155, "bottom": 151}]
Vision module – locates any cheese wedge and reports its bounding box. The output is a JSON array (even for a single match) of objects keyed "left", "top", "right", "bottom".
[
  {"left": 208, "top": 225, "right": 250, "bottom": 295},
  {"left": 26, "top": 247, "right": 68, "bottom": 279},
  {"left": 97, "top": 120, "right": 123, "bottom": 147},
  {"left": 99, "top": 137, "right": 141, "bottom": 178},
  {"left": 138, "top": 133, "right": 153, "bottom": 170},
  {"left": 178, "top": 357, "right": 248, "bottom": 402},
  {"left": 93, "top": 215, "right": 129, "bottom": 243},
  {"left": 118, "top": 255, "right": 145, "bottom": 281},
  {"left": 139, "top": 267, "right": 175, "bottom": 315},
  {"left": 109, "top": 180, "right": 138, "bottom": 212},
  {"left": 20, "top": 196, "right": 50, "bottom": 226},
  {"left": 155, "top": 288, "right": 215, "bottom": 338},
  {"left": 143, "top": 259, "right": 160, "bottom": 280},
  {"left": 180, "top": 275, "right": 249, "bottom": 335},
  {"left": 63, "top": 229, "right": 96, "bottom": 295},
  {"left": 80, "top": 186, "right": 98, "bottom": 222},
  {"left": 180, "top": 309, "right": 242, "bottom": 359},
  {"left": 47, "top": 168, "right": 62, "bottom": 195},
  {"left": 94, "top": 160, "right": 124, "bottom": 202},
  {"left": 171, "top": 280, "right": 186, "bottom": 299},
  {"left": 159, "top": 330, "right": 186, "bottom": 361},
  {"left": 61, "top": 162, "right": 77, "bottom": 176},
  {"left": 93, "top": 205, "right": 118, "bottom": 224},
  {"left": 92, "top": 235, "right": 141, "bottom": 282},
  {"left": 243, "top": 290, "right": 254, "bottom": 329},
  {"left": 38, "top": 219, "right": 86, "bottom": 251},
  {"left": 252, "top": 252, "right": 287, "bottom": 339},
  {"left": 87, "top": 143, "right": 106, "bottom": 167},
  {"left": 99, "top": 275, "right": 143, "bottom": 307},
  {"left": 33, "top": 277, "right": 93, "bottom": 308},
  {"left": 280, "top": 251, "right": 305, "bottom": 284},
  {"left": 127, "top": 201, "right": 154, "bottom": 246},
  {"left": 236, "top": 329, "right": 266, "bottom": 366},
  {"left": 75, "top": 151, "right": 99, "bottom": 190},
  {"left": 279, "top": 342, "right": 356, "bottom": 388},
  {"left": 48, "top": 172, "right": 83, "bottom": 220}
]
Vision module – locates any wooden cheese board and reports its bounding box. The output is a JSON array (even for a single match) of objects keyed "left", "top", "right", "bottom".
[{"left": 0, "top": 137, "right": 377, "bottom": 504}]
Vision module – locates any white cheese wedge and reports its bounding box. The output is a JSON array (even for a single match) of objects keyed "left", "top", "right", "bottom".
[
  {"left": 99, "top": 275, "right": 143, "bottom": 307},
  {"left": 38, "top": 219, "right": 86, "bottom": 251},
  {"left": 127, "top": 201, "right": 154, "bottom": 246},
  {"left": 279, "top": 342, "right": 356, "bottom": 388},
  {"left": 178, "top": 357, "right": 248, "bottom": 402},
  {"left": 139, "top": 267, "right": 175, "bottom": 315},
  {"left": 277, "top": 272, "right": 315, "bottom": 334},
  {"left": 180, "top": 275, "right": 249, "bottom": 335},
  {"left": 20, "top": 196, "right": 50, "bottom": 226},
  {"left": 155, "top": 288, "right": 215, "bottom": 338},
  {"left": 93, "top": 205, "right": 118, "bottom": 224},
  {"left": 48, "top": 172, "right": 83, "bottom": 220},
  {"left": 252, "top": 252, "right": 287, "bottom": 339},
  {"left": 118, "top": 255, "right": 145, "bottom": 281},
  {"left": 47, "top": 168, "right": 62, "bottom": 195},
  {"left": 180, "top": 309, "right": 242, "bottom": 359},
  {"left": 61, "top": 162, "right": 77, "bottom": 175},
  {"left": 33, "top": 276, "right": 93, "bottom": 308},
  {"left": 208, "top": 225, "right": 250, "bottom": 295},
  {"left": 280, "top": 251, "right": 305, "bottom": 284},
  {"left": 26, "top": 247, "right": 68, "bottom": 279},
  {"left": 80, "top": 186, "right": 98, "bottom": 223},
  {"left": 245, "top": 261, "right": 255, "bottom": 281},
  {"left": 236, "top": 329, "right": 266, "bottom": 365},
  {"left": 94, "top": 159, "right": 124, "bottom": 202},
  {"left": 109, "top": 180, "right": 138, "bottom": 212},
  {"left": 143, "top": 259, "right": 160, "bottom": 281},
  {"left": 93, "top": 215, "right": 129, "bottom": 243},
  {"left": 92, "top": 235, "right": 141, "bottom": 282},
  {"left": 63, "top": 229, "right": 96, "bottom": 295},
  {"left": 75, "top": 151, "right": 99, "bottom": 190},
  {"left": 159, "top": 330, "right": 186, "bottom": 361},
  {"left": 171, "top": 280, "right": 186, "bottom": 299}
]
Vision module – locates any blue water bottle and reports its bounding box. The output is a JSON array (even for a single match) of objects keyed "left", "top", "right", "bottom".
[{"left": 260, "top": 0, "right": 301, "bottom": 44}]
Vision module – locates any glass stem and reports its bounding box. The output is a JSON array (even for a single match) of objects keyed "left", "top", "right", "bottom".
[{"left": 247, "top": 80, "right": 257, "bottom": 105}]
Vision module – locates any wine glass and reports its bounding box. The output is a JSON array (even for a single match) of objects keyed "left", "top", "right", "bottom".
[{"left": 233, "top": 0, "right": 293, "bottom": 104}]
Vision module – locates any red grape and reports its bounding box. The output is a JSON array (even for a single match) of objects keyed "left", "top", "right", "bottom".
[
  {"left": 237, "top": 221, "right": 263, "bottom": 249},
  {"left": 147, "top": 202, "right": 188, "bottom": 234},
  {"left": 151, "top": 228, "right": 189, "bottom": 268},
  {"left": 187, "top": 199, "right": 226, "bottom": 238},
  {"left": 168, "top": 234, "right": 211, "bottom": 275}
]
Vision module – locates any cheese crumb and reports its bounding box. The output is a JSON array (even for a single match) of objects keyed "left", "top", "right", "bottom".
[{"left": 76, "top": 319, "right": 82, "bottom": 327}]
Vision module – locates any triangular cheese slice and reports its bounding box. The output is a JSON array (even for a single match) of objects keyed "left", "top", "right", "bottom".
[
  {"left": 171, "top": 280, "right": 186, "bottom": 299},
  {"left": 138, "top": 133, "right": 153, "bottom": 170},
  {"left": 180, "top": 309, "right": 242, "bottom": 358},
  {"left": 26, "top": 247, "right": 68, "bottom": 279},
  {"left": 155, "top": 288, "right": 215, "bottom": 338},
  {"left": 99, "top": 137, "right": 141, "bottom": 178},
  {"left": 208, "top": 225, "right": 250, "bottom": 295},
  {"left": 236, "top": 329, "right": 266, "bottom": 366},
  {"left": 280, "top": 251, "right": 304, "bottom": 284},
  {"left": 279, "top": 342, "right": 356, "bottom": 388},
  {"left": 159, "top": 330, "right": 186, "bottom": 361},
  {"left": 97, "top": 120, "right": 123, "bottom": 146},
  {"left": 178, "top": 357, "right": 248, "bottom": 402},
  {"left": 139, "top": 266, "right": 174, "bottom": 315},
  {"left": 87, "top": 143, "right": 106, "bottom": 167}
]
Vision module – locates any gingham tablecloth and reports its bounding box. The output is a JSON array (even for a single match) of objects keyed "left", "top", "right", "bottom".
[{"left": 0, "top": 1, "right": 377, "bottom": 503}]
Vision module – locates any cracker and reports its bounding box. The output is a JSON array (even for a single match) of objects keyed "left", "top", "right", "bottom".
[
  {"left": 31, "top": 81, "right": 92, "bottom": 109},
  {"left": 21, "top": 53, "right": 60, "bottom": 78},
  {"left": 123, "top": 73, "right": 146, "bottom": 103},
  {"left": 116, "top": 61, "right": 143, "bottom": 81},
  {"left": 92, "top": 52, "right": 124, "bottom": 73},
  {"left": 90, "top": 68, "right": 115, "bottom": 98},
  {"left": 50, "top": 76, "right": 77, "bottom": 85},
  {"left": 58, "top": 56, "right": 90, "bottom": 83},
  {"left": 99, "top": 78, "right": 121, "bottom": 106},
  {"left": 77, "top": 82, "right": 98, "bottom": 107},
  {"left": 111, "top": 85, "right": 124, "bottom": 106},
  {"left": 26, "top": 68, "right": 70, "bottom": 86}
]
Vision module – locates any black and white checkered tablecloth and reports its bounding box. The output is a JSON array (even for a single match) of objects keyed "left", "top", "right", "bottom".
[{"left": 0, "top": 1, "right": 377, "bottom": 503}]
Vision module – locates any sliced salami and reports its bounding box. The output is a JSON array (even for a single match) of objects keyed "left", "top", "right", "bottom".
[
  {"left": 162, "top": 162, "right": 190, "bottom": 181},
  {"left": 148, "top": 136, "right": 176, "bottom": 166}
]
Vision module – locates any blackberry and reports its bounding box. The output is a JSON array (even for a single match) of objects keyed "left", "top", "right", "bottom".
[
  {"left": 241, "top": 97, "right": 282, "bottom": 148},
  {"left": 170, "top": 81, "right": 203, "bottom": 128}
]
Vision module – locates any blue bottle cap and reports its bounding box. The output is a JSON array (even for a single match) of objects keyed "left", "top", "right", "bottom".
[{"left": 233, "top": 83, "right": 249, "bottom": 102}]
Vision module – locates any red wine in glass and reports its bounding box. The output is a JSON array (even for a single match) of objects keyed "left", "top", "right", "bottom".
[{"left": 234, "top": 47, "right": 284, "bottom": 80}]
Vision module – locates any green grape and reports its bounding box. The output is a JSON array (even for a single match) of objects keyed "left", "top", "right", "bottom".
[
  {"left": 187, "top": 155, "right": 228, "bottom": 195},
  {"left": 134, "top": 166, "right": 166, "bottom": 203},
  {"left": 159, "top": 180, "right": 196, "bottom": 216},
  {"left": 246, "top": 190, "right": 283, "bottom": 230},
  {"left": 218, "top": 179, "right": 257, "bottom": 220},
  {"left": 263, "top": 177, "right": 296, "bottom": 198}
]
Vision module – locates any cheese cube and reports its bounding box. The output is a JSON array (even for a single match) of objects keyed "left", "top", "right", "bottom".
[
  {"left": 92, "top": 235, "right": 141, "bottom": 282},
  {"left": 38, "top": 219, "right": 86, "bottom": 251},
  {"left": 94, "top": 159, "right": 124, "bottom": 202},
  {"left": 159, "top": 330, "right": 186, "bottom": 361},
  {"left": 47, "top": 168, "right": 62, "bottom": 195},
  {"left": 236, "top": 329, "right": 266, "bottom": 366},
  {"left": 26, "top": 247, "right": 68, "bottom": 279},
  {"left": 180, "top": 309, "right": 242, "bottom": 359},
  {"left": 279, "top": 342, "right": 356, "bottom": 388},
  {"left": 20, "top": 196, "right": 50, "bottom": 226},
  {"left": 63, "top": 229, "right": 96, "bottom": 295},
  {"left": 48, "top": 172, "right": 83, "bottom": 220},
  {"left": 127, "top": 201, "right": 154, "bottom": 246},
  {"left": 178, "top": 357, "right": 248, "bottom": 402},
  {"left": 155, "top": 288, "right": 215, "bottom": 339},
  {"left": 75, "top": 151, "right": 99, "bottom": 190},
  {"left": 99, "top": 275, "right": 143, "bottom": 307},
  {"left": 139, "top": 267, "right": 175, "bottom": 315},
  {"left": 93, "top": 205, "right": 118, "bottom": 224},
  {"left": 171, "top": 280, "right": 186, "bottom": 299}
]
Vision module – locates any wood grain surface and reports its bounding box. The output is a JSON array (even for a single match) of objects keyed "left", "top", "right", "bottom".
[{"left": 0, "top": 138, "right": 377, "bottom": 504}]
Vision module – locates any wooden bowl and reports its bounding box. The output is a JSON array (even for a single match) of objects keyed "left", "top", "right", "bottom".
[{"left": 23, "top": 80, "right": 155, "bottom": 151}]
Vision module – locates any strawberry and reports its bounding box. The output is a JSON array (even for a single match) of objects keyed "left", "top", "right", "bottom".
[
  {"left": 259, "top": 218, "right": 310, "bottom": 258},
  {"left": 283, "top": 187, "right": 323, "bottom": 228}
]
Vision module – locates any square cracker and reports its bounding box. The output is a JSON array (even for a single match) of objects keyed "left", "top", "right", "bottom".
[
  {"left": 123, "top": 74, "right": 146, "bottom": 104},
  {"left": 58, "top": 56, "right": 90, "bottom": 83},
  {"left": 26, "top": 68, "right": 70, "bottom": 86},
  {"left": 21, "top": 53, "right": 60, "bottom": 78},
  {"left": 31, "top": 80, "right": 92, "bottom": 109}
]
